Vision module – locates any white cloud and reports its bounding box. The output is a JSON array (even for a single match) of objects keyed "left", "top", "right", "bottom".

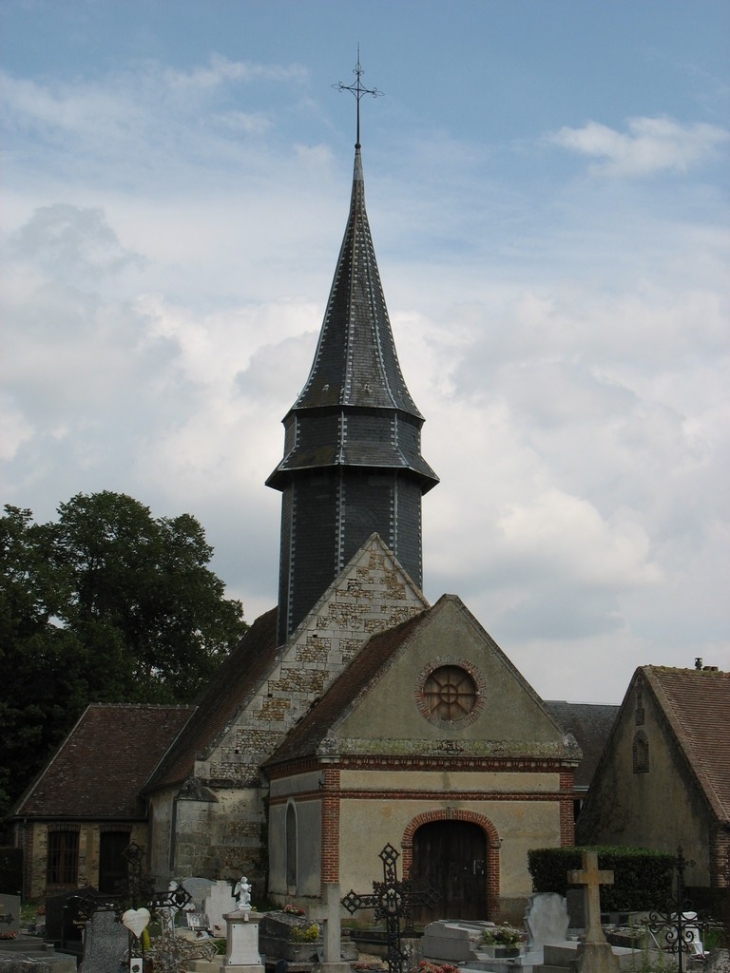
[
  {"left": 550, "top": 116, "right": 729, "bottom": 177},
  {"left": 161, "top": 54, "right": 307, "bottom": 91},
  {"left": 1, "top": 49, "right": 728, "bottom": 701}
]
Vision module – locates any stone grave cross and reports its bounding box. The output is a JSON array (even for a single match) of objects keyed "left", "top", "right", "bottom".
[
  {"left": 568, "top": 850, "right": 613, "bottom": 944},
  {"left": 342, "top": 843, "right": 438, "bottom": 973}
]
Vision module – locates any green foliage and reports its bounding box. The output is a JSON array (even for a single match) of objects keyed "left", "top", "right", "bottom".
[
  {"left": 527, "top": 846, "right": 674, "bottom": 912},
  {"left": 0, "top": 493, "right": 248, "bottom": 818},
  {"left": 290, "top": 923, "right": 321, "bottom": 942}
]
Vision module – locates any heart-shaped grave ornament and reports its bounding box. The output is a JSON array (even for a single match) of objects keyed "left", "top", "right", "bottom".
[{"left": 122, "top": 908, "right": 151, "bottom": 939}]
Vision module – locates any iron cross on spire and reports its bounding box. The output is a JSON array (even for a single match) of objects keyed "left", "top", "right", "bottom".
[{"left": 333, "top": 49, "right": 384, "bottom": 147}]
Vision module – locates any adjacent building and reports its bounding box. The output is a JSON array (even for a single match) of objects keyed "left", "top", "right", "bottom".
[{"left": 577, "top": 665, "right": 730, "bottom": 890}]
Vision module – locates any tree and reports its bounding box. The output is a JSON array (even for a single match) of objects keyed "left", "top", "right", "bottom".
[{"left": 0, "top": 493, "right": 248, "bottom": 818}]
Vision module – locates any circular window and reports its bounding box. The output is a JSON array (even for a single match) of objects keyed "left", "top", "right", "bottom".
[{"left": 422, "top": 665, "right": 478, "bottom": 721}]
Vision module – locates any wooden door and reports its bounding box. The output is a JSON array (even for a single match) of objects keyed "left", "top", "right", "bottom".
[
  {"left": 411, "top": 821, "right": 487, "bottom": 922},
  {"left": 98, "top": 832, "right": 129, "bottom": 894}
]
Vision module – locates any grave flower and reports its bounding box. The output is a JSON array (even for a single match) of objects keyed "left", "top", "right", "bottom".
[
  {"left": 414, "top": 960, "right": 460, "bottom": 973},
  {"left": 482, "top": 924, "right": 523, "bottom": 946}
]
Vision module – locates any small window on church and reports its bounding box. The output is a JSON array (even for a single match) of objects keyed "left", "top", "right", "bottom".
[
  {"left": 633, "top": 731, "right": 649, "bottom": 774},
  {"left": 286, "top": 802, "right": 297, "bottom": 891},
  {"left": 423, "top": 666, "right": 478, "bottom": 721}
]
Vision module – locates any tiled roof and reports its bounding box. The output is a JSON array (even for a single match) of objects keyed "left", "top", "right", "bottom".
[
  {"left": 144, "top": 607, "right": 279, "bottom": 792},
  {"left": 263, "top": 608, "right": 430, "bottom": 767},
  {"left": 545, "top": 701, "right": 619, "bottom": 789},
  {"left": 10, "top": 704, "right": 194, "bottom": 819},
  {"left": 644, "top": 666, "right": 730, "bottom": 821}
]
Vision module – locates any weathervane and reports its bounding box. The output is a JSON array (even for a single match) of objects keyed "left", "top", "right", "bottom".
[{"left": 333, "top": 47, "right": 383, "bottom": 147}]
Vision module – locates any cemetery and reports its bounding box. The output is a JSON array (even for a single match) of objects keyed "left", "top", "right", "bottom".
[{"left": 1, "top": 842, "right": 727, "bottom": 973}]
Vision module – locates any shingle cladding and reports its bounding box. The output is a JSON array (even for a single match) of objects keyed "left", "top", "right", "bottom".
[
  {"left": 267, "top": 147, "right": 438, "bottom": 643},
  {"left": 11, "top": 704, "right": 194, "bottom": 819}
]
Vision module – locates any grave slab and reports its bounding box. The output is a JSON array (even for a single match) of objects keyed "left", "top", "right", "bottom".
[{"left": 421, "top": 921, "right": 492, "bottom": 963}]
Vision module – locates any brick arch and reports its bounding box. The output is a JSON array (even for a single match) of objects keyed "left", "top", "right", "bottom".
[{"left": 401, "top": 809, "right": 501, "bottom": 920}]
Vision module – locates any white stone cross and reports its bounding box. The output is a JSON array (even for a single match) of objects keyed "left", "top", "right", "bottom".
[{"left": 568, "top": 850, "right": 614, "bottom": 943}]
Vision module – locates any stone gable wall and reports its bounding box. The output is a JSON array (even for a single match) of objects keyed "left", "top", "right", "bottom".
[{"left": 198, "top": 540, "right": 427, "bottom": 785}]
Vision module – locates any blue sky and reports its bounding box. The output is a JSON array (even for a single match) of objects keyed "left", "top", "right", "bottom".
[{"left": 2, "top": 0, "right": 729, "bottom": 702}]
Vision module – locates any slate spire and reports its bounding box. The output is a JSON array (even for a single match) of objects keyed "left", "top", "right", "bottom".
[{"left": 268, "top": 72, "right": 438, "bottom": 644}]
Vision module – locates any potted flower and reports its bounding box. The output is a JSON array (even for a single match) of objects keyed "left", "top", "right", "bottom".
[{"left": 481, "top": 924, "right": 523, "bottom": 958}]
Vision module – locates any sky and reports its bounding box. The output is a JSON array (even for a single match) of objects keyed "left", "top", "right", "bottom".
[{"left": 2, "top": 0, "right": 729, "bottom": 704}]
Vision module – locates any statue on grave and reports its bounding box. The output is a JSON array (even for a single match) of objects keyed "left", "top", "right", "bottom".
[{"left": 234, "top": 877, "right": 252, "bottom": 912}]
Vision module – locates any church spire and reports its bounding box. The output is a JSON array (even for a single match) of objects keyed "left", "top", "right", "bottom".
[{"left": 267, "top": 60, "right": 438, "bottom": 644}]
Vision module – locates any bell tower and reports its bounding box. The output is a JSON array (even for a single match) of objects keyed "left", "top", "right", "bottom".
[{"left": 267, "top": 59, "right": 438, "bottom": 644}]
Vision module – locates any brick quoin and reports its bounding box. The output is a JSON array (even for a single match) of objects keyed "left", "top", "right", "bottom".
[
  {"left": 401, "top": 809, "right": 502, "bottom": 921},
  {"left": 559, "top": 769, "right": 576, "bottom": 846},
  {"left": 320, "top": 768, "right": 341, "bottom": 888}
]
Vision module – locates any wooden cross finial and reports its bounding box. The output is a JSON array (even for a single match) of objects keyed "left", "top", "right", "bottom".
[
  {"left": 333, "top": 47, "right": 384, "bottom": 147},
  {"left": 568, "top": 849, "right": 614, "bottom": 943}
]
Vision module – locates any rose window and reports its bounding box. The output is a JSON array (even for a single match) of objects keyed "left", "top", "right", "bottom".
[{"left": 423, "top": 665, "right": 478, "bottom": 721}]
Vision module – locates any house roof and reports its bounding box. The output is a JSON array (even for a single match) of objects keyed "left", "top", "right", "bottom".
[
  {"left": 643, "top": 665, "right": 730, "bottom": 822},
  {"left": 10, "top": 704, "right": 194, "bottom": 820},
  {"left": 144, "top": 607, "right": 279, "bottom": 792},
  {"left": 545, "top": 701, "right": 619, "bottom": 790}
]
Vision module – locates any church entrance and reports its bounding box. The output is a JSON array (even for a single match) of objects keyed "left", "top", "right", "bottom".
[{"left": 410, "top": 820, "right": 487, "bottom": 922}]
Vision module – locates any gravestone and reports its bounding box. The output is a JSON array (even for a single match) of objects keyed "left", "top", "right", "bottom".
[
  {"left": 0, "top": 894, "right": 20, "bottom": 938},
  {"left": 182, "top": 879, "right": 215, "bottom": 916},
  {"left": 45, "top": 888, "right": 92, "bottom": 954},
  {"left": 78, "top": 911, "right": 128, "bottom": 973},
  {"left": 524, "top": 892, "right": 571, "bottom": 957},
  {"left": 319, "top": 883, "right": 353, "bottom": 973},
  {"left": 186, "top": 912, "right": 211, "bottom": 936},
  {"left": 567, "top": 850, "right": 619, "bottom": 973},
  {"left": 204, "top": 882, "right": 236, "bottom": 938}
]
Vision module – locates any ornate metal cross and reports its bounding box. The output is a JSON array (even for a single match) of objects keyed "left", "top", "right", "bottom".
[
  {"left": 333, "top": 49, "right": 384, "bottom": 147},
  {"left": 342, "top": 843, "right": 438, "bottom": 973},
  {"left": 644, "top": 846, "right": 709, "bottom": 973}
]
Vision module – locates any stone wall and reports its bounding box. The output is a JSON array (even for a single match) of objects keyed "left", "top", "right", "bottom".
[{"left": 20, "top": 821, "right": 148, "bottom": 902}]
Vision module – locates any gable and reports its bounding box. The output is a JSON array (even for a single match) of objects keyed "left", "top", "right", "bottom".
[
  {"left": 335, "top": 595, "right": 571, "bottom": 756},
  {"left": 266, "top": 594, "right": 579, "bottom": 766},
  {"left": 150, "top": 535, "right": 429, "bottom": 789}
]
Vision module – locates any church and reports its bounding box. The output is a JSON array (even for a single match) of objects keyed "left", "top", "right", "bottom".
[{"left": 10, "top": 88, "right": 605, "bottom": 924}]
